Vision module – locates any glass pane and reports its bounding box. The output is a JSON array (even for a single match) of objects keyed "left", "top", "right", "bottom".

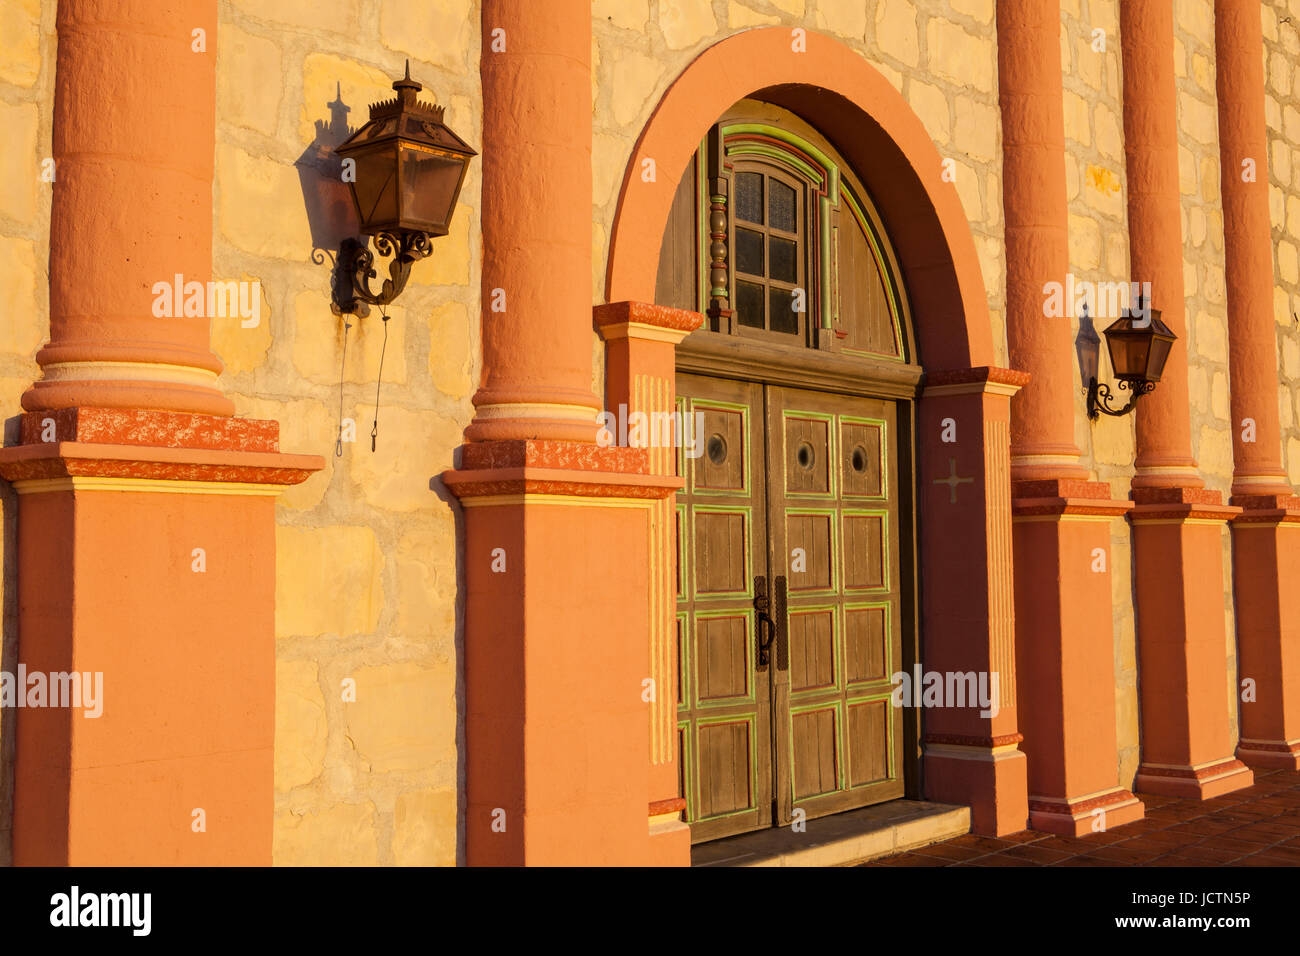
[
  {"left": 735, "top": 228, "right": 764, "bottom": 277},
  {"left": 735, "top": 172, "right": 764, "bottom": 224},
  {"left": 400, "top": 146, "right": 464, "bottom": 235},
  {"left": 769, "top": 179, "right": 796, "bottom": 233},
  {"left": 736, "top": 280, "right": 765, "bottom": 328},
  {"left": 1146, "top": 338, "right": 1173, "bottom": 381},
  {"left": 352, "top": 149, "right": 399, "bottom": 228},
  {"left": 769, "top": 236, "right": 797, "bottom": 283},
  {"left": 769, "top": 287, "right": 798, "bottom": 334}
]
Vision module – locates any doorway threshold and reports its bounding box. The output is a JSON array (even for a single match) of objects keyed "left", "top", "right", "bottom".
[{"left": 690, "top": 799, "right": 970, "bottom": 867}]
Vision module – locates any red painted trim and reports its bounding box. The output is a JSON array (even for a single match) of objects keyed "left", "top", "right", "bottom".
[
  {"left": 648, "top": 797, "right": 686, "bottom": 816},
  {"left": 593, "top": 301, "right": 704, "bottom": 334},
  {"left": 19, "top": 408, "right": 279, "bottom": 452}
]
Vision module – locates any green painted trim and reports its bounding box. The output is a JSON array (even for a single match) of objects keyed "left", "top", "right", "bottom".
[
  {"left": 692, "top": 714, "right": 760, "bottom": 822},
  {"left": 674, "top": 501, "right": 689, "bottom": 602},
  {"left": 786, "top": 699, "right": 846, "bottom": 798},
  {"left": 843, "top": 600, "right": 894, "bottom": 686},
  {"left": 783, "top": 506, "right": 841, "bottom": 596},
  {"left": 691, "top": 607, "right": 759, "bottom": 709},
  {"left": 725, "top": 142, "right": 823, "bottom": 185},
  {"left": 820, "top": 196, "right": 832, "bottom": 329},
  {"left": 690, "top": 503, "right": 756, "bottom": 602},
  {"left": 677, "top": 719, "right": 695, "bottom": 821},
  {"left": 838, "top": 414, "right": 890, "bottom": 501},
  {"left": 841, "top": 508, "right": 891, "bottom": 593},
  {"left": 685, "top": 397, "right": 753, "bottom": 498},
  {"left": 722, "top": 123, "right": 841, "bottom": 198},
  {"left": 780, "top": 408, "right": 839, "bottom": 501},
  {"left": 839, "top": 185, "right": 905, "bottom": 361},
  {"left": 675, "top": 609, "right": 690, "bottom": 707},
  {"left": 845, "top": 692, "right": 898, "bottom": 785},
  {"left": 785, "top": 601, "right": 843, "bottom": 698}
]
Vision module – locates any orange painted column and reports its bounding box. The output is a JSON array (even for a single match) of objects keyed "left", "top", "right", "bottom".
[
  {"left": 998, "top": 0, "right": 1142, "bottom": 834},
  {"left": 918, "top": 369, "right": 1029, "bottom": 836},
  {"left": 0, "top": 1, "right": 322, "bottom": 864},
  {"left": 1121, "top": 1, "right": 1252, "bottom": 799},
  {"left": 446, "top": 2, "right": 684, "bottom": 865},
  {"left": 596, "top": 301, "right": 700, "bottom": 864},
  {"left": 1216, "top": 0, "right": 1300, "bottom": 769},
  {"left": 466, "top": 0, "right": 600, "bottom": 443},
  {"left": 26, "top": 0, "right": 232, "bottom": 416}
]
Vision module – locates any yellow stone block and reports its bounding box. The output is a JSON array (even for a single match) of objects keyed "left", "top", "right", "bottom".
[
  {"left": 610, "top": 51, "right": 665, "bottom": 126},
  {"left": 379, "top": 0, "right": 473, "bottom": 71},
  {"left": 1094, "top": 104, "right": 1123, "bottom": 161},
  {"left": 926, "top": 19, "right": 994, "bottom": 94},
  {"left": 1284, "top": 337, "right": 1300, "bottom": 379},
  {"left": 1285, "top": 105, "right": 1300, "bottom": 145},
  {"left": 217, "top": 24, "right": 282, "bottom": 136},
  {"left": 875, "top": 0, "right": 919, "bottom": 68},
  {"left": 292, "top": 291, "right": 408, "bottom": 386},
  {"left": 953, "top": 98, "right": 998, "bottom": 162},
  {"left": 273, "top": 802, "right": 378, "bottom": 866},
  {"left": 0, "top": 236, "right": 42, "bottom": 358},
  {"left": 1173, "top": 37, "right": 1187, "bottom": 78},
  {"left": 216, "top": 144, "right": 310, "bottom": 259},
  {"left": 1083, "top": 165, "right": 1123, "bottom": 218},
  {"left": 349, "top": 403, "right": 465, "bottom": 513},
  {"left": 0, "top": 101, "right": 39, "bottom": 225},
  {"left": 1062, "top": 91, "right": 1091, "bottom": 147},
  {"left": 345, "top": 661, "right": 455, "bottom": 773},
  {"left": 949, "top": 0, "right": 993, "bottom": 23},
  {"left": 299, "top": 53, "right": 394, "bottom": 148},
  {"left": 950, "top": 157, "right": 982, "bottom": 223},
  {"left": 1076, "top": 38, "right": 1101, "bottom": 89},
  {"left": 728, "top": 2, "right": 778, "bottom": 28},
  {"left": 394, "top": 518, "right": 457, "bottom": 648},
  {"left": 906, "top": 80, "right": 949, "bottom": 143},
  {"left": 393, "top": 788, "right": 458, "bottom": 866},
  {"left": 593, "top": 0, "right": 650, "bottom": 30},
  {"left": 276, "top": 524, "right": 383, "bottom": 637},
  {"left": 1194, "top": 309, "right": 1228, "bottom": 362},
  {"left": 0, "top": 0, "right": 40, "bottom": 87},
  {"left": 817, "top": 0, "right": 868, "bottom": 42},
  {"left": 1178, "top": 145, "right": 1197, "bottom": 196},
  {"left": 275, "top": 659, "right": 327, "bottom": 791},
  {"left": 1091, "top": 414, "right": 1134, "bottom": 467},
  {"left": 1105, "top": 230, "right": 1128, "bottom": 277},
  {"left": 658, "top": 0, "right": 717, "bottom": 49},
  {"left": 1279, "top": 240, "right": 1299, "bottom": 285},
  {"left": 1192, "top": 52, "right": 1213, "bottom": 93},
  {"left": 974, "top": 234, "right": 1001, "bottom": 297},
  {"left": 421, "top": 208, "right": 474, "bottom": 286},
  {"left": 1068, "top": 213, "right": 1101, "bottom": 270},
  {"left": 1270, "top": 182, "right": 1285, "bottom": 227},
  {"left": 1199, "top": 157, "right": 1220, "bottom": 203},
  {"left": 230, "top": 394, "right": 336, "bottom": 510},
  {"left": 210, "top": 276, "right": 272, "bottom": 374},
  {"left": 1197, "top": 426, "right": 1234, "bottom": 480},
  {"left": 428, "top": 300, "right": 475, "bottom": 400},
  {"left": 1272, "top": 139, "right": 1291, "bottom": 186},
  {"left": 1189, "top": 206, "right": 1207, "bottom": 247},
  {"left": 770, "top": 0, "right": 805, "bottom": 15},
  {"left": 1211, "top": 371, "right": 1229, "bottom": 421},
  {"left": 232, "top": 0, "right": 359, "bottom": 36},
  {"left": 1175, "top": 0, "right": 1213, "bottom": 43},
  {"left": 1289, "top": 438, "right": 1300, "bottom": 486},
  {"left": 1065, "top": 156, "right": 1080, "bottom": 200}
]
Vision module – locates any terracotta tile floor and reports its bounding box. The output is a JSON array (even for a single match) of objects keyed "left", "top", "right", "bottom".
[{"left": 863, "top": 768, "right": 1300, "bottom": 867}]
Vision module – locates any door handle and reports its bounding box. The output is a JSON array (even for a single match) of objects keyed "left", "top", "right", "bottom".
[
  {"left": 772, "top": 574, "right": 787, "bottom": 670},
  {"left": 754, "top": 575, "right": 775, "bottom": 667}
]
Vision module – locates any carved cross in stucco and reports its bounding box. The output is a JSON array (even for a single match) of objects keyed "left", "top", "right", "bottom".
[{"left": 934, "top": 457, "right": 974, "bottom": 504}]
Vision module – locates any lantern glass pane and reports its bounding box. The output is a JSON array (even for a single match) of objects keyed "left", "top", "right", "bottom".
[
  {"left": 1146, "top": 336, "right": 1173, "bottom": 381},
  {"left": 351, "top": 149, "right": 400, "bottom": 229},
  {"left": 400, "top": 145, "right": 464, "bottom": 234},
  {"left": 1108, "top": 333, "right": 1150, "bottom": 379}
]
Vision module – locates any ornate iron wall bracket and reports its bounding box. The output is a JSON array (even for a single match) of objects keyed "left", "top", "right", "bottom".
[
  {"left": 1087, "top": 376, "right": 1155, "bottom": 420},
  {"left": 333, "top": 229, "right": 433, "bottom": 315}
]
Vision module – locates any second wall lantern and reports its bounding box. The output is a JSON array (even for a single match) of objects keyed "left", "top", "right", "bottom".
[
  {"left": 333, "top": 62, "right": 477, "bottom": 315},
  {"left": 1086, "top": 295, "right": 1177, "bottom": 420}
]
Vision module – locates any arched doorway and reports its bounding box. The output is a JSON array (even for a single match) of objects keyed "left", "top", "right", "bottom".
[
  {"left": 604, "top": 28, "right": 1029, "bottom": 844},
  {"left": 660, "top": 100, "right": 921, "bottom": 842}
]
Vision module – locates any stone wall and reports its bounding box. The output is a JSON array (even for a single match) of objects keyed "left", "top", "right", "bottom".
[{"left": 213, "top": 0, "right": 481, "bottom": 865}]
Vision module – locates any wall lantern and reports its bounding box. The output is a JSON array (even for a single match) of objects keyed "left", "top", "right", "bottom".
[
  {"left": 332, "top": 62, "right": 476, "bottom": 315},
  {"left": 1086, "top": 295, "right": 1177, "bottom": 420}
]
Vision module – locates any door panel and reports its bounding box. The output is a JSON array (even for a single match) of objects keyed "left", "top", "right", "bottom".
[
  {"left": 676, "top": 374, "right": 906, "bottom": 843},
  {"left": 676, "top": 374, "right": 772, "bottom": 843}
]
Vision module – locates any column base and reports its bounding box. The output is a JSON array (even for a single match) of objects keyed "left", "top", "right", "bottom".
[
  {"left": 923, "top": 738, "right": 1028, "bottom": 836},
  {"left": 1135, "top": 758, "right": 1254, "bottom": 800},
  {"left": 1237, "top": 739, "right": 1300, "bottom": 770},
  {"left": 1028, "top": 788, "right": 1144, "bottom": 836},
  {"left": 647, "top": 798, "right": 691, "bottom": 866}
]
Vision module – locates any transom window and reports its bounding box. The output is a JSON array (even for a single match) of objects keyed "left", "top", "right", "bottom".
[{"left": 732, "top": 168, "right": 803, "bottom": 336}]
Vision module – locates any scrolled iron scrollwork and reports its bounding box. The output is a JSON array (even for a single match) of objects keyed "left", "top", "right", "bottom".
[
  {"left": 333, "top": 229, "right": 433, "bottom": 314},
  {"left": 1087, "top": 376, "right": 1156, "bottom": 420}
]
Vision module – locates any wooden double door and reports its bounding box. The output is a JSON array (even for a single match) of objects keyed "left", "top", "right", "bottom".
[{"left": 676, "top": 373, "right": 905, "bottom": 843}]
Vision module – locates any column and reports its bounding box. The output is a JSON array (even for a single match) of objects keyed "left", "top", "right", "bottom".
[
  {"left": 445, "top": 0, "right": 681, "bottom": 865},
  {"left": 998, "top": 0, "right": 1142, "bottom": 834},
  {"left": 1120, "top": 0, "right": 1252, "bottom": 798},
  {"left": 0, "top": 0, "right": 322, "bottom": 864},
  {"left": 1215, "top": 0, "right": 1300, "bottom": 769}
]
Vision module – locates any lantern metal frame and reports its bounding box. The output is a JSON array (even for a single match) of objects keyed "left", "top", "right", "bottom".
[
  {"left": 331, "top": 62, "right": 476, "bottom": 315},
  {"left": 1086, "top": 295, "right": 1177, "bottom": 420}
]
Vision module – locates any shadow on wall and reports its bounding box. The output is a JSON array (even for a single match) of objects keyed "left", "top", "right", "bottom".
[
  {"left": 1, "top": 413, "right": 21, "bottom": 865},
  {"left": 296, "top": 82, "right": 362, "bottom": 286}
]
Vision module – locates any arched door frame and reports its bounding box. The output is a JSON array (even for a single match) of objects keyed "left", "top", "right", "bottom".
[{"left": 602, "top": 28, "right": 1030, "bottom": 839}]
